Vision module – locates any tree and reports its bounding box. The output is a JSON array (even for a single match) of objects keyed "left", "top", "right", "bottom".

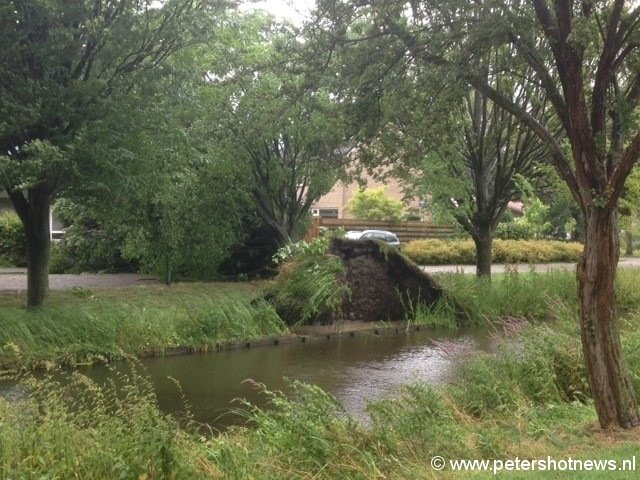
[
  {"left": 306, "top": 7, "right": 551, "bottom": 278},
  {"left": 201, "top": 13, "right": 349, "bottom": 248},
  {"left": 58, "top": 36, "right": 252, "bottom": 283},
  {"left": 346, "top": 187, "right": 404, "bottom": 221},
  {"left": 0, "top": 0, "right": 219, "bottom": 306},
  {"left": 383, "top": 84, "right": 550, "bottom": 278},
  {"left": 316, "top": 0, "right": 640, "bottom": 428}
]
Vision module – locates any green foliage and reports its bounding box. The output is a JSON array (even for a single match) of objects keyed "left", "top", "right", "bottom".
[
  {"left": 436, "top": 271, "right": 578, "bottom": 323},
  {"left": 266, "top": 251, "right": 350, "bottom": 326},
  {"left": 48, "top": 200, "right": 135, "bottom": 274},
  {"left": 206, "top": 380, "right": 383, "bottom": 479},
  {"left": 403, "top": 239, "right": 583, "bottom": 265},
  {"left": 450, "top": 326, "right": 588, "bottom": 417},
  {"left": 272, "top": 237, "right": 330, "bottom": 265},
  {"left": 0, "top": 0, "right": 225, "bottom": 305},
  {"left": 199, "top": 13, "right": 349, "bottom": 247},
  {"left": 0, "top": 212, "right": 26, "bottom": 266},
  {"left": 0, "top": 366, "right": 205, "bottom": 479},
  {"left": 346, "top": 187, "right": 404, "bottom": 222},
  {"left": 497, "top": 176, "right": 554, "bottom": 240},
  {"left": 2, "top": 271, "right": 640, "bottom": 477},
  {"left": 0, "top": 288, "right": 287, "bottom": 370},
  {"left": 495, "top": 220, "right": 535, "bottom": 240}
]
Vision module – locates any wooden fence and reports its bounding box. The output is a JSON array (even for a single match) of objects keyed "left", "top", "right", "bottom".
[{"left": 305, "top": 217, "right": 455, "bottom": 243}]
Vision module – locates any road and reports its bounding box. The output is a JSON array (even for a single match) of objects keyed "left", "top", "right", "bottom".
[
  {"left": 0, "top": 271, "right": 157, "bottom": 291},
  {"left": 1, "top": 257, "right": 639, "bottom": 291}
]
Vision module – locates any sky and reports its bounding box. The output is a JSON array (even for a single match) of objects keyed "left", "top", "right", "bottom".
[{"left": 241, "top": 0, "right": 316, "bottom": 25}]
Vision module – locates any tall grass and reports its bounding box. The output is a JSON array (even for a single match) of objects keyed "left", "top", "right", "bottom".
[
  {"left": 0, "top": 365, "right": 213, "bottom": 479},
  {"left": 2, "top": 271, "right": 640, "bottom": 478},
  {"left": 0, "top": 287, "right": 287, "bottom": 370},
  {"left": 433, "top": 270, "right": 578, "bottom": 325},
  {"left": 266, "top": 253, "right": 350, "bottom": 326}
]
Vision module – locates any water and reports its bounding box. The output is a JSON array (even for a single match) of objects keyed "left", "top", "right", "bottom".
[
  {"left": 0, "top": 327, "right": 492, "bottom": 430},
  {"left": 76, "top": 326, "right": 492, "bottom": 429}
]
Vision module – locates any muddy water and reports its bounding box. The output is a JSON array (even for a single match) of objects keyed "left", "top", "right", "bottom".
[{"left": 77, "top": 327, "right": 492, "bottom": 429}]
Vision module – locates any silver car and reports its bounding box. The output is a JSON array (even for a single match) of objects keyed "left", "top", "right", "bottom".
[{"left": 346, "top": 229, "right": 400, "bottom": 246}]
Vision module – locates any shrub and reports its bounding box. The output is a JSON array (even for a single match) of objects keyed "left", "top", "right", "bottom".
[
  {"left": 49, "top": 224, "right": 136, "bottom": 274},
  {"left": 495, "top": 221, "right": 534, "bottom": 240},
  {"left": 272, "top": 237, "right": 330, "bottom": 265},
  {"left": 403, "top": 239, "right": 583, "bottom": 265},
  {"left": 0, "top": 212, "right": 26, "bottom": 266},
  {"left": 346, "top": 187, "right": 404, "bottom": 222}
]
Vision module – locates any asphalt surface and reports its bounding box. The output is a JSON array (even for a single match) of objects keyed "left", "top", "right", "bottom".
[
  {"left": 421, "top": 257, "right": 640, "bottom": 274},
  {"left": 1, "top": 258, "right": 640, "bottom": 291},
  {"left": 0, "top": 271, "right": 157, "bottom": 291}
]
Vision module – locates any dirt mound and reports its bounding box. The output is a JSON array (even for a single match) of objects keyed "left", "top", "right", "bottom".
[{"left": 330, "top": 238, "right": 443, "bottom": 322}]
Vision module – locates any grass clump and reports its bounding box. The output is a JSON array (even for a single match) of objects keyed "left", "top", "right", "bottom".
[
  {"left": 403, "top": 239, "right": 583, "bottom": 265},
  {"left": 207, "top": 380, "right": 386, "bottom": 479},
  {"left": 266, "top": 251, "right": 350, "bottom": 326},
  {"left": 433, "top": 270, "right": 577, "bottom": 324}
]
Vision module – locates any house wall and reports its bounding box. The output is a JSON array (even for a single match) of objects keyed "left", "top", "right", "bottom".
[{"left": 311, "top": 172, "right": 425, "bottom": 220}]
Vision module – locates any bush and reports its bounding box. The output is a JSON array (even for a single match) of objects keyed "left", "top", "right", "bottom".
[
  {"left": 403, "top": 239, "right": 583, "bottom": 265},
  {"left": 495, "top": 221, "right": 534, "bottom": 240},
  {"left": 346, "top": 187, "right": 404, "bottom": 222},
  {"left": 47, "top": 219, "right": 136, "bottom": 274},
  {"left": 0, "top": 212, "right": 26, "bottom": 266},
  {"left": 272, "top": 237, "right": 330, "bottom": 265}
]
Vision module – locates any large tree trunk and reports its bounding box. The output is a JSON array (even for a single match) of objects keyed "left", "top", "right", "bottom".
[
  {"left": 577, "top": 210, "right": 639, "bottom": 429},
  {"left": 473, "top": 226, "right": 493, "bottom": 279},
  {"left": 9, "top": 186, "right": 52, "bottom": 307}
]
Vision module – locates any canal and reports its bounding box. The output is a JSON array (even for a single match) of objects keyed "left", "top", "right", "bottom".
[{"left": 77, "top": 326, "right": 493, "bottom": 430}]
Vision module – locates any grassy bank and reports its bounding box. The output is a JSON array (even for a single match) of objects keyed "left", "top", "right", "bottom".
[
  {"left": 1, "top": 270, "right": 640, "bottom": 477},
  {"left": 0, "top": 282, "right": 288, "bottom": 371}
]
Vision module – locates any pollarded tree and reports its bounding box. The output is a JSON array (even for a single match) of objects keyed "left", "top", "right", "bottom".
[
  {"left": 317, "top": 0, "right": 640, "bottom": 429},
  {"left": 370, "top": 78, "right": 551, "bottom": 278},
  {"left": 0, "top": 0, "right": 221, "bottom": 306}
]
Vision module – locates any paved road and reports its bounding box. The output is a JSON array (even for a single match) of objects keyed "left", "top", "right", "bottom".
[
  {"left": 0, "top": 271, "right": 157, "bottom": 291},
  {"left": 1, "top": 258, "right": 639, "bottom": 291},
  {"left": 421, "top": 257, "right": 640, "bottom": 274}
]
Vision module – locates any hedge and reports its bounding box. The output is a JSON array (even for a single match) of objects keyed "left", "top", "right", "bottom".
[
  {"left": 0, "top": 212, "right": 26, "bottom": 266},
  {"left": 403, "top": 239, "right": 583, "bottom": 265}
]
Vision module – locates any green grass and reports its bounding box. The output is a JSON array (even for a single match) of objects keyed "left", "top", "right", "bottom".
[
  {"left": 2, "top": 270, "right": 640, "bottom": 478},
  {"left": 0, "top": 281, "right": 288, "bottom": 370}
]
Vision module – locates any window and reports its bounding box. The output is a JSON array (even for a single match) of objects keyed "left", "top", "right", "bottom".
[{"left": 318, "top": 208, "right": 338, "bottom": 218}]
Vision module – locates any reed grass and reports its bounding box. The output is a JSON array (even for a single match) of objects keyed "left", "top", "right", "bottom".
[
  {"left": 1, "top": 271, "right": 640, "bottom": 478},
  {"left": 0, "top": 283, "right": 287, "bottom": 370}
]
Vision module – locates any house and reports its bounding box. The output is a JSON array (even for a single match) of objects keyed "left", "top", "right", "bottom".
[
  {"left": 311, "top": 173, "right": 525, "bottom": 221},
  {"left": 311, "top": 171, "right": 427, "bottom": 220}
]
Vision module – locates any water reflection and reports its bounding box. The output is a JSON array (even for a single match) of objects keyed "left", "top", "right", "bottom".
[
  {"left": 0, "top": 329, "right": 491, "bottom": 429},
  {"left": 77, "top": 327, "right": 491, "bottom": 429}
]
